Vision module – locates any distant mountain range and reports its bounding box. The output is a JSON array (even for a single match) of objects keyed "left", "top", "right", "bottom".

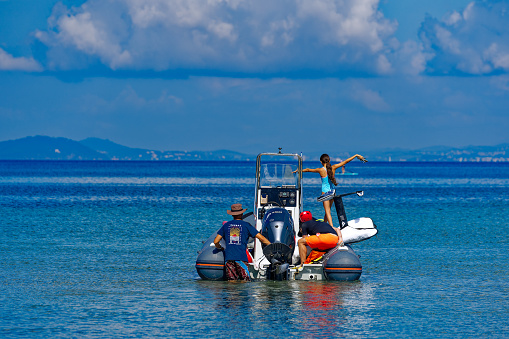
[
  {"left": 361, "top": 144, "right": 509, "bottom": 162},
  {"left": 0, "top": 136, "right": 508, "bottom": 162},
  {"left": 0, "top": 136, "right": 252, "bottom": 161}
]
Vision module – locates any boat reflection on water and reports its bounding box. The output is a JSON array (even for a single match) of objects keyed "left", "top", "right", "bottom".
[
  {"left": 299, "top": 282, "right": 348, "bottom": 326},
  {"left": 195, "top": 280, "right": 376, "bottom": 336}
]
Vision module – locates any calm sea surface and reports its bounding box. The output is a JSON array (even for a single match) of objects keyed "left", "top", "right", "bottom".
[{"left": 1, "top": 160, "right": 508, "bottom": 338}]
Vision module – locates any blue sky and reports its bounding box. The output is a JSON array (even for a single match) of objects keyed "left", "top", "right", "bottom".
[{"left": 1, "top": 0, "right": 508, "bottom": 154}]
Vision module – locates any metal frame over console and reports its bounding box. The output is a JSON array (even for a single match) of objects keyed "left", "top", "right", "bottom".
[{"left": 253, "top": 151, "right": 303, "bottom": 264}]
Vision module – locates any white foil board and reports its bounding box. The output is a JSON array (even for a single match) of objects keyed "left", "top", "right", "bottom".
[{"left": 341, "top": 217, "right": 378, "bottom": 244}]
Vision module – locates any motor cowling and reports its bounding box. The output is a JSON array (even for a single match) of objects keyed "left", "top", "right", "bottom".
[{"left": 260, "top": 208, "right": 295, "bottom": 280}]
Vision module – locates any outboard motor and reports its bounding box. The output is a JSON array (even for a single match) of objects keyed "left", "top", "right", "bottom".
[{"left": 260, "top": 207, "right": 296, "bottom": 280}]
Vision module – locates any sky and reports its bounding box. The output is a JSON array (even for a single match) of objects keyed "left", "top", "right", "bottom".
[{"left": 1, "top": 0, "right": 508, "bottom": 154}]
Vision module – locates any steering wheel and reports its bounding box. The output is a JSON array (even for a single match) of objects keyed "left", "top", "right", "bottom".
[{"left": 259, "top": 201, "right": 281, "bottom": 219}]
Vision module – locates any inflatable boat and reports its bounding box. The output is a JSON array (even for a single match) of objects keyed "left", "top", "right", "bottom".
[{"left": 196, "top": 151, "right": 378, "bottom": 281}]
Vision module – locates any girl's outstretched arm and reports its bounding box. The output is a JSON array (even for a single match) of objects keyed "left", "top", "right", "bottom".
[
  {"left": 293, "top": 167, "right": 322, "bottom": 174},
  {"left": 331, "top": 154, "right": 367, "bottom": 171}
]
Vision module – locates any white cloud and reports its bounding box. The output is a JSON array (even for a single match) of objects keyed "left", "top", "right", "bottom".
[
  {"left": 35, "top": 4, "right": 132, "bottom": 70},
  {"left": 260, "top": 18, "right": 296, "bottom": 47},
  {"left": 35, "top": 0, "right": 404, "bottom": 75},
  {"left": 11, "top": 0, "right": 509, "bottom": 77},
  {"left": 351, "top": 84, "right": 391, "bottom": 112},
  {"left": 295, "top": 0, "right": 394, "bottom": 52},
  {"left": 444, "top": 11, "right": 462, "bottom": 26},
  {"left": 0, "top": 48, "right": 43, "bottom": 72},
  {"left": 484, "top": 43, "right": 509, "bottom": 70},
  {"left": 58, "top": 12, "right": 132, "bottom": 69},
  {"left": 108, "top": 86, "right": 183, "bottom": 111},
  {"left": 376, "top": 54, "right": 392, "bottom": 74},
  {"left": 420, "top": 0, "right": 509, "bottom": 75},
  {"left": 434, "top": 25, "right": 461, "bottom": 55}
]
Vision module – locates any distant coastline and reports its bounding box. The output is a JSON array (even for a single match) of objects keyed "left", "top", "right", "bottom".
[{"left": 0, "top": 136, "right": 508, "bottom": 162}]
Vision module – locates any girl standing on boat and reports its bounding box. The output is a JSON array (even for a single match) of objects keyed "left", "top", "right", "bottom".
[{"left": 295, "top": 153, "right": 367, "bottom": 227}]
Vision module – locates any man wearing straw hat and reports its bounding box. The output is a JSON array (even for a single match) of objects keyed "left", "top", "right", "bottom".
[{"left": 214, "top": 203, "right": 270, "bottom": 281}]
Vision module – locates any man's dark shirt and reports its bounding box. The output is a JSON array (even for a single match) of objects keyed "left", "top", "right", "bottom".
[
  {"left": 217, "top": 220, "right": 259, "bottom": 261},
  {"left": 301, "top": 220, "right": 336, "bottom": 236}
]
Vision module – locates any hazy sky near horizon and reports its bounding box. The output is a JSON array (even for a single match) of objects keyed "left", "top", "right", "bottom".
[{"left": 1, "top": 0, "right": 508, "bottom": 154}]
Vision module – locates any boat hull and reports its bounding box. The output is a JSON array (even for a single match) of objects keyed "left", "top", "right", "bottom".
[{"left": 246, "top": 245, "right": 362, "bottom": 281}]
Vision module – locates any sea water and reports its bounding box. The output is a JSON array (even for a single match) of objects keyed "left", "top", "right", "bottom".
[{"left": 0, "top": 160, "right": 508, "bottom": 338}]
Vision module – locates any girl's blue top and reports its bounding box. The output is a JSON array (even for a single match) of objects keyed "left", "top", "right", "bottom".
[{"left": 321, "top": 175, "right": 335, "bottom": 193}]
